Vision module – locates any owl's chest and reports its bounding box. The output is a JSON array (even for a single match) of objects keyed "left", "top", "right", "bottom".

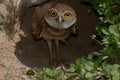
[{"left": 40, "top": 25, "right": 71, "bottom": 40}]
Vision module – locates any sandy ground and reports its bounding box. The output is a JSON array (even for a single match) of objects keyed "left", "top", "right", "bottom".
[
  {"left": 0, "top": 2, "right": 33, "bottom": 79},
  {"left": 0, "top": 30, "right": 35, "bottom": 80}
]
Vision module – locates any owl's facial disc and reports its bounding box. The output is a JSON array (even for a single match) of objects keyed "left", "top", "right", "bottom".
[{"left": 44, "top": 8, "right": 76, "bottom": 29}]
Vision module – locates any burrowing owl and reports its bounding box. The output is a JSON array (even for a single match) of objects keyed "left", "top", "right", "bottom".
[{"left": 31, "top": 2, "right": 77, "bottom": 65}]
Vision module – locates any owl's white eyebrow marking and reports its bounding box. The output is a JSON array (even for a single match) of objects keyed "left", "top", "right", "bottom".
[
  {"left": 48, "top": 8, "right": 57, "bottom": 12},
  {"left": 63, "top": 11, "right": 72, "bottom": 14}
]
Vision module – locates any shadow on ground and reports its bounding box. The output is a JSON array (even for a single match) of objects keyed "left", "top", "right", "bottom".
[{"left": 15, "top": 0, "right": 98, "bottom": 68}]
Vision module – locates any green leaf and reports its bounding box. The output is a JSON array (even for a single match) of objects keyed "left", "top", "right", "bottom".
[
  {"left": 88, "top": 52, "right": 101, "bottom": 60},
  {"left": 26, "top": 69, "right": 35, "bottom": 75},
  {"left": 110, "top": 64, "right": 120, "bottom": 80},
  {"left": 84, "top": 61, "right": 93, "bottom": 71},
  {"left": 112, "top": 73, "right": 119, "bottom": 80},
  {"left": 81, "top": 68, "right": 86, "bottom": 74},
  {"left": 93, "top": 62, "right": 99, "bottom": 70},
  {"left": 109, "top": 25, "right": 119, "bottom": 37},
  {"left": 102, "top": 36, "right": 110, "bottom": 44},
  {"left": 102, "top": 63, "right": 112, "bottom": 76},
  {"left": 76, "top": 59, "right": 82, "bottom": 65},
  {"left": 45, "top": 68, "right": 52, "bottom": 74},
  {"left": 85, "top": 72, "right": 93, "bottom": 78},
  {"left": 70, "top": 64, "right": 77, "bottom": 72},
  {"left": 102, "top": 56, "right": 109, "bottom": 60},
  {"left": 102, "top": 28, "right": 110, "bottom": 35}
]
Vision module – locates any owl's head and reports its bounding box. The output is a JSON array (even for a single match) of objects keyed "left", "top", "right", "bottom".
[{"left": 44, "top": 3, "right": 77, "bottom": 29}]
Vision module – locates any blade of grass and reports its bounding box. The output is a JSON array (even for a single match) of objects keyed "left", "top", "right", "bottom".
[{"left": 4, "top": 64, "right": 11, "bottom": 80}]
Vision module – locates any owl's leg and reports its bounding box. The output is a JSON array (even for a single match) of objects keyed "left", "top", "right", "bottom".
[
  {"left": 46, "top": 39, "right": 53, "bottom": 65},
  {"left": 55, "top": 40, "right": 61, "bottom": 62}
]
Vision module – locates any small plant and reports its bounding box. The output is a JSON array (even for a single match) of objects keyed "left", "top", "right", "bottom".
[
  {"left": 27, "top": 52, "right": 120, "bottom": 80},
  {"left": 27, "top": 67, "right": 66, "bottom": 80},
  {"left": 0, "top": 16, "right": 12, "bottom": 40},
  {"left": 68, "top": 52, "right": 120, "bottom": 80},
  {"left": 0, "top": 0, "right": 21, "bottom": 40},
  {"left": 83, "top": 0, "right": 120, "bottom": 63},
  {"left": 4, "top": 64, "right": 11, "bottom": 80}
]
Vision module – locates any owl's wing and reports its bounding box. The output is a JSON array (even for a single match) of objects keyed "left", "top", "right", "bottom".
[
  {"left": 31, "top": 7, "right": 44, "bottom": 40},
  {"left": 72, "top": 24, "right": 78, "bottom": 34}
]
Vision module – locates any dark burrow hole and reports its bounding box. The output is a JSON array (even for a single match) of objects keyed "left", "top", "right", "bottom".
[{"left": 15, "top": 0, "right": 99, "bottom": 68}]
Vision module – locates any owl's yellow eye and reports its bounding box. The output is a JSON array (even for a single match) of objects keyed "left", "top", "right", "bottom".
[
  {"left": 64, "top": 12, "right": 72, "bottom": 19},
  {"left": 49, "top": 10, "right": 57, "bottom": 17}
]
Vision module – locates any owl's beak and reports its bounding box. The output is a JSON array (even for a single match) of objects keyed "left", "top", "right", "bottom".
[
  {"left": 58, "top": 16, "right": 62, "bottom": 23},
  {"left": 56, "top": 16, "right": 63, "bottom": 24}
]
